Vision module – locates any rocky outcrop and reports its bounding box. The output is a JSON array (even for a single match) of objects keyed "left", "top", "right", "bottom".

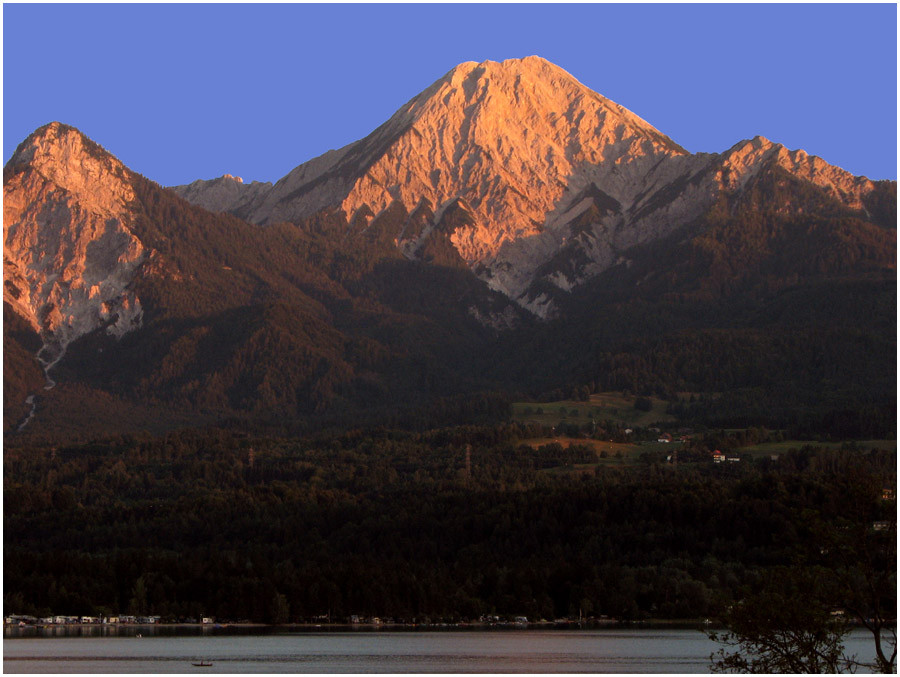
[
  {"left": 172, "top": 173, "right": 271, "bottom": 218},
  {"left": 717, "top": 136, "right": 873, "bottom": 206},
  {"left": 4, "top": 123, "right": 149, "bottom": 369}
]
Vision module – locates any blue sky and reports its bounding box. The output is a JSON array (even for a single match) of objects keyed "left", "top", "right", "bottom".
[{"left": 4, "top": 4, "right": 897, "bottom": 184}]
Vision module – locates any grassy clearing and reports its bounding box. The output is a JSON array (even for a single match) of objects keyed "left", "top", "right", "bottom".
[
  {"left": 522, "top": 437, "right": 636, "bottom": 455},
  {"left": 522, "top": 436, "right": 678, "bottom": 471},
  {"left": 511, "top": 392, "right": 676, "bottom": 427}
]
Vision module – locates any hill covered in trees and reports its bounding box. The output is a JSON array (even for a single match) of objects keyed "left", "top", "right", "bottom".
[{"left": 4, "top": 424, "right": 894, "bottom": 626}]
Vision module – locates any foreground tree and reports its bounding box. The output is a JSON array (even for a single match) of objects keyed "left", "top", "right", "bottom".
[
  {"left": 709, "top": 567, "right": 854, "bottom": 673},
  {"left": 711, "top": 466, "right": 896, "bottom": 673},
  {"left": 813, "top": 469, "right": 897, "bottom": 673}
]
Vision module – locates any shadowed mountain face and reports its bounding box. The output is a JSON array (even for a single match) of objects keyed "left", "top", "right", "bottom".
[{"left": 4, "top": 57, "right": 895, "bottom": 440}]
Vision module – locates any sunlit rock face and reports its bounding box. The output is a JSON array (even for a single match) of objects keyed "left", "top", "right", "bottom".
[
  {"left": 717, "top": 135, "right": 873, "bottom": 205},
  {"left": 4, "top": 123, "right": 148, "bottom": 365},
  {"left": 172, "top": 56, "right": 878, "bottom": 318},
  {"left": 330, "top": 57, "right": 688, "bottom": 262}
]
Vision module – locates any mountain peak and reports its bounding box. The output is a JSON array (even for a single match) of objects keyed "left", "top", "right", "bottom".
[
  {"left": 444, "top": 55, "right": 565, "bottom": 83},
  {"left": 174, "top": 56, "right": 687, "bottom": 245},
  {"left": 422, "top": 56, "right": 644, "bottom": 129},
  {"left": 168, "top": 57, "right": 882, "bottom": 319},
  {"left": 325, "top": 55, "right": 687, "bottom": 262},
  {"left": 4, "top": 121, "right": 146, "bottom": 372},
  {"left": 718, "top": 134, "right": 871, "bottom": 204},
  {"left": 6, "top": 121, "right": 132, "bottom": 222},
  {"left": 8, "top": 122, "right": 107, "bottom": 169},
  {"left": 17, "top": 121, "right": 77, "bottom": 145}
]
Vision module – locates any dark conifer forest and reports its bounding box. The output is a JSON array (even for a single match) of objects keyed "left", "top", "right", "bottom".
[{"left": 4, "top": 425, "right": 895, "bottom": 624}]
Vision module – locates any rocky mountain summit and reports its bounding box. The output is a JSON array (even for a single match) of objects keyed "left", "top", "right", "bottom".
[
  {"left": 173, "top": 56, "right": 877, "bottom": 317},
  {"left": 4, "top": 123, "right": 149, "bottom": 375}
]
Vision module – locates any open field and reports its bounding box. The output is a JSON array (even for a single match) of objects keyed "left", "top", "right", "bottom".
[
  {"left": 521, "top": 436, "right": 679, "bottom": 471},
  {"left": 511, "top": 392, "right": 676, "bottom": 427},
  {"left": 522, "top": 437, "right": 637, "bottom": 456}
]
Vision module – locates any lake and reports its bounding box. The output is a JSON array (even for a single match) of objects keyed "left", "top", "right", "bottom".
[{"left": 3, "top": 627, "right": 880, "bottom": 673}]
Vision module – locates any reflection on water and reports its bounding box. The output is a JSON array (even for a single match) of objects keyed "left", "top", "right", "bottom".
[
  {"left": 6, "top": 624, "right": 226, "bottom": 639},
  {"left": 3, "top": 628, "right": 880, "bottom": 674}
]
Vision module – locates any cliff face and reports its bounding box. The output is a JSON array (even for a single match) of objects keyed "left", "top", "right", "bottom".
[
  {"left": 3, "top": 123, "right": 149, "bottom": 368},
  {"left": 172, "top": 57, "right": 877, "bottom": 318}
]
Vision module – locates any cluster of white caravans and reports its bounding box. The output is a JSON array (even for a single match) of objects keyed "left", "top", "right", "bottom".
[{"left": 5, "top": 615, "right": 173, "bottom": 625}]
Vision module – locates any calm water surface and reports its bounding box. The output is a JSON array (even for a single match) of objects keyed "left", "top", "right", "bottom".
[{"left": 3, "top": 628, "right": 878, "bottom": 673}]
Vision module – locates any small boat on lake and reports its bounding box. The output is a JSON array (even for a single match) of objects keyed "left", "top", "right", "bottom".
[{"left": 191, "top": 660, "right": 213, "bottom": 667}]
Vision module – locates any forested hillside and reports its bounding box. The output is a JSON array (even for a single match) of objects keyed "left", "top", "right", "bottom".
[
  {"left": 7, "top": 166, "right": 520, "bottom": 441},
  {"left": 4, "top": 425, "right": 894, "bottom": 623},
  {"left": 493, "top": 169, "right": 896, "bottom": 435}
]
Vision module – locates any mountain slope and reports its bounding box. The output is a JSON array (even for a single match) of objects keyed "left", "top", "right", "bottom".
[
  {"left": 174, "top": 57, "right": 879, "bottom": 318},
  {"left": 491, "top": 163, "right": 895, "bottom": 434},
  {"left": 3, "top": 124, "right": 519, "bottom": 439},
  {"left": 4, "top": 58, "right": 895, "bottom": 440}
]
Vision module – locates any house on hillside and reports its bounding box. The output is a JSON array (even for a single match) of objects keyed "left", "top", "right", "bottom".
[{"left": 712, "top": 450, "right": 725, "bottom": 463}]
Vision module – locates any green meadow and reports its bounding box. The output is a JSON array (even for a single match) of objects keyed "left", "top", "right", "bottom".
[{"left": 511, "top": 392, "right": 676, "bottom": 427}]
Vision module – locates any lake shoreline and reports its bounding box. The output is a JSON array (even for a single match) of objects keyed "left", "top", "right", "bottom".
[{"left": 6, "top": 617, "right": 717, "bottom": 634}]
